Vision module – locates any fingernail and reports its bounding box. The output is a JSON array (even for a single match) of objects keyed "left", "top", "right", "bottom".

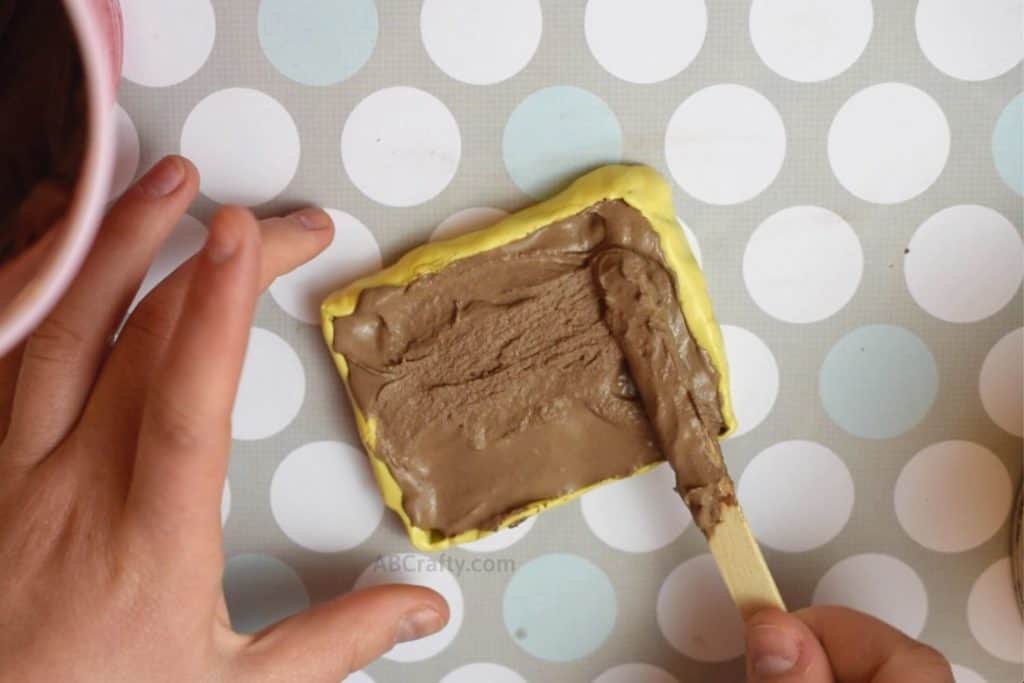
[
  {"left": 204, "top": 224, "right": 241, "bottom": 264},
  {"left": 748, "top": 624, "right": 799, "bottom": 679},
  {"left": 394, "top": 608, "right": 445, "bottom": 644},
  {"left": 137, "top": 157, "right": 186, "bottom": 198},
  {"left": 289, "top": 208, "right": 332, "bottom": 230}
]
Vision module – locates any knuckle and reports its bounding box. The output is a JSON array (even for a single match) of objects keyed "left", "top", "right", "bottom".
[
  {"left": 121, "top": 302, "right": 175, "bottom": 350},
  {"left": 145, "top": 390, "right": 203, "bottom": 452},
  {"left": 24, "top": 316, "right": 86, "bottom": 366}
]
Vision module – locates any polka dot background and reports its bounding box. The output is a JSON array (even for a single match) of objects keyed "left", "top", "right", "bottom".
[{"left": 116, "top": 2, "right": 1022, "bottom": 681}]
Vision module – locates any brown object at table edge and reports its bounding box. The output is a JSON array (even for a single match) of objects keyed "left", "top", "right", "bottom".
[{"left": 1013, "top": 482, "right": 1023, "bottom": 618}]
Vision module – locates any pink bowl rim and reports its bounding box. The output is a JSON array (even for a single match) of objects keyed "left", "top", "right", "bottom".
[{"left": 0, "top": 1, "right": 115, "bottom": 355}]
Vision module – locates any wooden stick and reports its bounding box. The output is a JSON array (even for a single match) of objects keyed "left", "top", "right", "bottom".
[{"left": 707, "top": 502, "right": 786, "bottom": 621}]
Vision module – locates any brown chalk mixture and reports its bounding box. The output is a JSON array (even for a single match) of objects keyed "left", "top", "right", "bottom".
[{"left": 335, "top": 200, "right": 732, "bottom": 538}]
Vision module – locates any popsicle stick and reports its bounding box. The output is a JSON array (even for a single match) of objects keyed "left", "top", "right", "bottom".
[{"left": 707, "top": 503, "right": 786, "bottom": 621}]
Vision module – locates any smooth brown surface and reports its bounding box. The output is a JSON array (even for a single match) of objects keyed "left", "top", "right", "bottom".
[
  {"left": 334, "top": 201, "right": 726, "bottom": 537},
  {"left": 593, "top": 247, "right": 733, "bottom": 532},
  {"left": 0, "top": 0, "right": 85, "bottom": 263}
]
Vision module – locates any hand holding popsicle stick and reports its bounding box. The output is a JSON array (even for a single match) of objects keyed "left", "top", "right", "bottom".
[
  {"left": 592, "top": 218, "right": 954, "bottom": 683},
  {"left": 593, "top": 255, "right": 955, "bottom": 681},
  {"left": 590, "top": 187, "right": 954, "bottom": 683}
]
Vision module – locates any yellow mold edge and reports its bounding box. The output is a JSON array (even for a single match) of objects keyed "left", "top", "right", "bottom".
[{"left": 321, "top": 164, "right": 736, "bottom": 552}]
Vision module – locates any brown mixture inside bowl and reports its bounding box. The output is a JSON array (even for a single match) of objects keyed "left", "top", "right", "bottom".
[{"left": 0, "top": 0, "right": 87, "bottom": 264}]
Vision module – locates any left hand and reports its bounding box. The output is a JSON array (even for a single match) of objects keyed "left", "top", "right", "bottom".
[{"left": 0, "top": 156, "right": 448, "bottom": 682}]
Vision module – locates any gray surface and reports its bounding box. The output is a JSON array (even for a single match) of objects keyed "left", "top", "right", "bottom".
[{"left": 118, "top": 1, "right": 1023, "bottom": 681}]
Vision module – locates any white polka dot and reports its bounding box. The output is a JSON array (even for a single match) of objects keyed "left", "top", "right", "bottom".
[
  {"left": 221, "top": 479, "right": 231, "bottom": 527},
  {"left": 593, "top": 663, "right": 678, "bottom": 683},
  {"left": 916, "top": 0, "right": 1023, "bottom": 81},
  {"left": 441, "top": 663, "right": 526, "bottom": 683},
  {"left": 743, "top": 206, "right": 863, "bottom": 323},
  {"left": 813, "top": 554, "right": 928, "bottom": 637},
  {"left": 968, "top": 558, "right": 1024, "bottom": 663},
  {"left": 895, "top": 441, "right": 1012, "bottom": 553},
  {"left": 420, "top": 0, "right": 542, "bottom": 85},
  {"left": 271, "top": 441, "right": 384, "bottom": 553},
  {"left": 739, "top": 441, "right": 854, "bottom": 552},
  {"left": 721, "top": 325, "right": 779, "bottom": 437},
  {"left": 656, "top": 554, "right": 745, "bottom": 662},
  {"left": 432, "top": 207, "right": 509, "bottom": 242},
  {"left": 665, "top": 84, "right": 786, "bottom": 205},
  {"left": 951, "top": 664, "right": 988, "bottom": 683},
  {"left": 585, "top": 0, "right": 706, "bottom": 84},
  {"left": 128, "top": 214, "right": 207, "bottom": 313},
  {"left": 749, "top": 0, "right": 873, "bottom": 82},
  {"left": 269, "top": 210, "right": 381, "bottom": 324},
  {"left": 121, "top": 0, "right": 216, "bottom": 87},
  {"left": 980, "top": 328, "right": 1024, "bottom": 437},
  {"left": 110, "top": 105, "right": 140, "bottom": 199},
  {"left": 354, "top": 553, "right": 464, "bottom": 662},
  {"left": 828, "top": 83, "right": 949, "bottom": 204},
  {"left": 905, "top": 205, "right": 1023, "bottom": 323},
  {"left": 461, "top": 516, "right": 536, "bottom": 553},
  {"left": 581, "top": 462, "right": 691, "bottom": 553},
  {"left": 677, "top": 218, "right": 703, "bottom": 269},
  {"left": 181, "top": 88, "right": 300, "bottom": 206},
  {"left": 232, "top": 328, "right": 305, "bottom": 441},
  {"left": 342, "top": 87, "right": 461, "bottom": 207},
  {"left": 342, "top": 672, "right": 374, "bottom": 683},
  {"left": 222, "top": 554, "right": 309, "bottom": 634}
]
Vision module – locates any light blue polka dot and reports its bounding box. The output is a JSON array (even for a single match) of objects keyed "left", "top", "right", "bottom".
[
  {"left": 503, "top": 553, "right": 616, "bottom": 661},
  {"left": 258, "top": 0, "right": 378, "bottom": 86},
  {"left": 993, "top": 93, "right": 1024, "bottom": 195},
  {"left": 503, "top": 86, "right": 623, "bottom": 199},
  {"left": 820, "top": 325, "right": 938, "bottom": 439},
  {"left": 223, "top": 554, "right": 309, "bottom": 633}
]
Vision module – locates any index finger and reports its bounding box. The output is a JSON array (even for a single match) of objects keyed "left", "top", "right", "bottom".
[{"left": 795, "top": 606, "right": 953, "bottom": 683}]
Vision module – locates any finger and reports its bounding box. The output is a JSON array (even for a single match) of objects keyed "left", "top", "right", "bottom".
[
  {"left": 0, "top": 232, "right": 59, "bottom": 435},
  {"left": 0, "top": 227, "right": 59, "bottom": 313},
  {"left": 0, "top": 343, "right": 25, "bottom": 443},
  {"left": 4, "top": 156, "right": 198, "bottom": 464},
  {"left": 115, "top": 207, "right": 333, "bottom": 366},
  {"left": 744, "top": 607, "right": 953, "bottom": 683},
  {"left": 83, "top": 209, "right": 333, "bottom": 457},
  {"left": 795, "top": 607, "right": 953, "bottom": 683},
  {"left": 236, "top": 585, "right": 448, "bottom": 682},
  {"left": 126, "top": 207, "right": 261, "bottom": 548}
]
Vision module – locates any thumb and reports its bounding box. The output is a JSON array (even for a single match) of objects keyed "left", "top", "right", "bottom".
[
  {"left": 744, "top": 608, "right": 834, "bottom": 683},
  {"left": 236, "top": 584, "right": 448, "bottom": 682}
]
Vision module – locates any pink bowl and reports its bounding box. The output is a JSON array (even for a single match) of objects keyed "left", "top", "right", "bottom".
[{"left": 0, "top": 0, "right": 122, "bottom": 356}]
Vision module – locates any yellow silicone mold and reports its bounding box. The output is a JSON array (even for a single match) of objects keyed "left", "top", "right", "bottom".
[{"left": 321, "top": 165, "right": 735, "bottom": 551}]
